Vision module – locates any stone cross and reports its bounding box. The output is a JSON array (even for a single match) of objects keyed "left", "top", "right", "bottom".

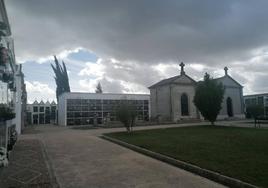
[
  {"left": 224, "top": 67, "right": 228, "bottom": 75},
  {"left": 180, "top": 62, "right": 185, "bottom": 75}
]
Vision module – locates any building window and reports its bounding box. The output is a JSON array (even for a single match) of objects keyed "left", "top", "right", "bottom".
[
  {"left": 257, "top": 96, "right": 264, "bottom": 105},
  {"left": 33, "top": 106, "right": 38, "bottom": 112},
  {"left": 245, "top": 99, "right": 250, "bottom": 106},
  {"left": 33, "top": 114, "right": 38, "bottom": 124},
  {"left": 45, "top": 107, "right": 50, "bottom": 113},
  {"left": 39, "top": 114, "right": 45, "bottom": 124},
  {"left": 181, "top": 93, "right": 189, "bottom": 116},
  {"left": 39, "top": 106, "right": 44, "bottom": 112},
  {"left": 65, "top": 98, "right": 149, "bottom": 126},
  {"left": 251, "top": 98, "right": 257, "bottom": 105}
]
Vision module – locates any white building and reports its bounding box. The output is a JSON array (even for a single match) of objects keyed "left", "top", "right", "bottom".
[
  {"left": 26, "top": 100, "right": 57, "bottom": 125},
  {"left": 149, "top": 63, "right": 244, "bottom": 122},
  {"left": 58, "top": 92, "right": 150, "bottom": 126},
  {"left": 0, "top": 0, "right": 26, "bottom": 134}
]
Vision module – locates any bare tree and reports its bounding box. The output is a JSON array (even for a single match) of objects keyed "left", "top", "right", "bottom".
[{"left": 116, "top": 102, "right": 136, "bottom": 133}]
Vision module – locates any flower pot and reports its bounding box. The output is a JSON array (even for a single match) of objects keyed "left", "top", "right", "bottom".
[
  {"left": 2, "top": 72, "right": 13, "bottom": 83},
  {"left": 0, "top": 105, "right": 15, "bottom": 121}
]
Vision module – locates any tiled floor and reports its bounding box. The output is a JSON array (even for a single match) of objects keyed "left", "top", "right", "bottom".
[{"left": 0, "top": 139, "right": 58, "bottom": 188}]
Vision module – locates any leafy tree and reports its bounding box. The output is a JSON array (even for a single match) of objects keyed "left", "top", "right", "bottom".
[
  {"left": 95, "top": 82, "right": 103, "bottom": 93},
  {"left": 246, "top": 105, "right": 264, "bottom": 128},
  {"left": 194, "top": 73, "right": 225, "bottom": 125},
  {"left": 51, "top": 56, "right": 71, "bottom": 102},
  {"left": 116, "top": 102, "right": 136, "bottom": 133}
]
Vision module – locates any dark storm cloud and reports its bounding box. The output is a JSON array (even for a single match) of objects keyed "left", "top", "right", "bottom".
[
  {"left": 6, "top": 0, "right": 268, "bottom": 64},
  {"left": 5, "top": 0, "right": 268, "bottom": 98}
]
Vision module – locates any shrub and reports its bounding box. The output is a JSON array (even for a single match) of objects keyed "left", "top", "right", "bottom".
[
  {"left": 194, "top": 73, "right": 225, "bottom": 125},
  {"left": 116, "top": 102, "right": 136, "bottom": 133},
  {"left": 246, "top": 105, "right": 264, "bottom": 127}
]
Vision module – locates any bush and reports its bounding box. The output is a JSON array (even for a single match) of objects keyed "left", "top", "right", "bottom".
[
  {"left": 116, "top": 102, "right": 136, "bottom": 133},
  {"left": 194, "top": 73, "right": 225, "bottom": 125},
  {"left": 246, "top": 105, "right": 264, "bottom": 127},
  {"left": 246, "top": 105, "right": 264, "bottom": 119}
]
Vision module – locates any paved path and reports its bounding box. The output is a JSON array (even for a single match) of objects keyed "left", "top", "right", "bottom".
[
  {"left": 0, "top": 139, "right": 58, "bottom": 188},
  {"left": 21, "top": 124, "right": 226, "bottom": 188}
]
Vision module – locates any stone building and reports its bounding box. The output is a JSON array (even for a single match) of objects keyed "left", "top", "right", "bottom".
[
  {"left": 26, "top": 100, "right": 57, "bottom": 125},
  {"left": 149, "top": 63, "right": 244, "bottom": 122}
]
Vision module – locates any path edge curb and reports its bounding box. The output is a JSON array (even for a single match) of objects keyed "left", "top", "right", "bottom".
[
  {"left": 40, "top": 140, "right": 60, "bottom": 188},
  {"left": 101, "top": 135, "right": 258, "bottom": 188}
]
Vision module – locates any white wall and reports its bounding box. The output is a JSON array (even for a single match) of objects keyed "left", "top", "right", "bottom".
[
  {"left": 149, "top": 74, "right": 198, "bottom": 122},
  {"left": 216, "top": 76, "right": 244, "bottom": 119},
  {"left": 58, "top": 94, "right": 66, "bottom": 126},
  {"left": 58, "top": 92, "right": 150, "bottom": 126},
  {"left": 14, "top": 70, "right": 22, "bottom": 134}
]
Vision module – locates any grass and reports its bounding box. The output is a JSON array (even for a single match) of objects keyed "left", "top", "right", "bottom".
[{"left": 106, "top": 126, "right": 268, "bottom": 187}]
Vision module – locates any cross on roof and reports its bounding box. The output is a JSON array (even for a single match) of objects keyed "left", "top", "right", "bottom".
[
  {"left": 224, "top": 67, "right": 228, "bottom": 75},
  {"left": 180, "top": 62, "right": 185, "bottom": 75}
]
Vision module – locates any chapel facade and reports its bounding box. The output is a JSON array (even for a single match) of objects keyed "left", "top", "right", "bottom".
[{"left": 148, "top": 63, "right": 244, "bottom": 122}]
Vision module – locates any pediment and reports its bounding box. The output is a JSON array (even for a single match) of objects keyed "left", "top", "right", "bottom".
[
  {"left": 216, "top": 75, "right": 242, "bottom": 88},
  {"left": 172, "top": 74, "right": 196, "bottom": 84}
]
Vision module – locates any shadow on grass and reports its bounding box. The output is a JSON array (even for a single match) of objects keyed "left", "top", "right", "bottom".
[{"left": 105, "top": 125, "right": 268, "bottom": 188}]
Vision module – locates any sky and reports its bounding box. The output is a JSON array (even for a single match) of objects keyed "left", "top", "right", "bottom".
[{"left": 5, "top": 0, "right": 268, "bottom": 103}]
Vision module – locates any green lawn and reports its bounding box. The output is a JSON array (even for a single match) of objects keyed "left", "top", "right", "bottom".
[{"left": 106, "top": 126, "right": 268, "bottom": 187}]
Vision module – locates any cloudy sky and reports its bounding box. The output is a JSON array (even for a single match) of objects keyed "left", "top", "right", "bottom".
[{"left": 5, "top": 0, "right": 268, "bottom": 103}]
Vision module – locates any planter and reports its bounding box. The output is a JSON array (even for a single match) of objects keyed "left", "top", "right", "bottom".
[
  {"left": 2, "top": 72, "right": 13, "bottom": 83},
  {"left": 0, "top": 105, "right": 15, "bottom": 122}
]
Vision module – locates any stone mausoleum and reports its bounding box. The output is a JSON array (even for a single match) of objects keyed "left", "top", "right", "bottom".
[{"left": 149, "top": 63, "right": 244, "bottom": 122}]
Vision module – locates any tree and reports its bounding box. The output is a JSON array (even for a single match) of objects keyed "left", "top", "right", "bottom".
[
  {"left": 246, "top": 105, "right": 264, "bottom": 128},
  {"left": 116, "top": 102, "right": 136, "bottom": 133},
  {"left": 194, "top": 73, "right": 225, "bottom": 125},
  {"left": 95, "top": 82, "right": 103, "bottom": 93},
  {"left": 51, "top": 56, "right": 71, "bottom": 102}
]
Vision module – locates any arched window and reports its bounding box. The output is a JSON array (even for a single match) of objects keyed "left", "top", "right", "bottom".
[
  {"left": 181, "top": 93, "right": 189, "bottom": 116},
  {"left": 227, "top": 97, "right": 233, "bottom": 117}
]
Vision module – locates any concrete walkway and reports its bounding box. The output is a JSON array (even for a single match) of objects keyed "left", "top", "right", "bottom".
[
  {"left": 21, "top": 124, "right": 226, "bottom": 188},
  {"left": 0, "top": 139, "right": 58, "bottom": 187}
]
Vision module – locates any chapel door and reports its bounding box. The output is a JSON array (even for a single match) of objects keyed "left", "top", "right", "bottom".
[
  {"left": 227, "top": 97, "right": 233, "bottom": 117},
  {"left": 181, "top": 93, "right": 189, "bottom": 116}
]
